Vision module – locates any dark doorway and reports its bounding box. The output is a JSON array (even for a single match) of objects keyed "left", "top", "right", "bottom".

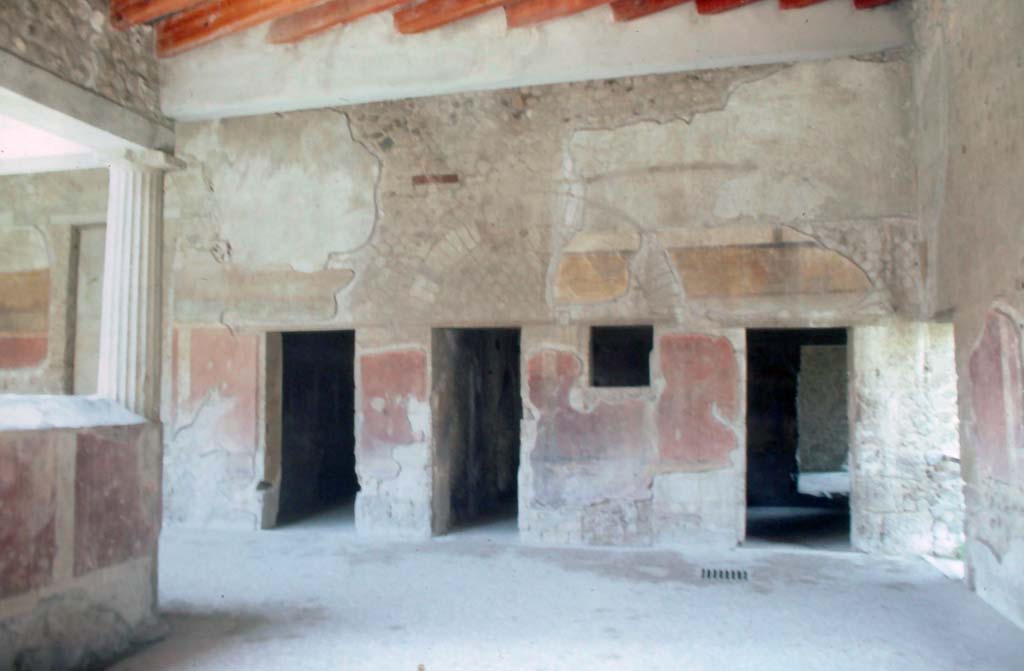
[
  {"left": 277, "top": 330, "right": 358, "bottom": 526},
  {"left": 432, "top": 328, "right": 522, "bottom": 532},
  {"left": 745, "top": 328, "right": 850, "bottom": 550}
]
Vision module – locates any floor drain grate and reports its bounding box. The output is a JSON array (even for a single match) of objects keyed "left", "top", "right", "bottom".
[{"left": 701, "top": 568, "right": 749, "bottom": 582}]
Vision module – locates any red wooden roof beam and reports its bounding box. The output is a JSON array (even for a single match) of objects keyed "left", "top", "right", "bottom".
[
  {"left": 156, "top": 0, "right": 328, "bottom": 57},
  {"left": 394, "top": 0, "right": 508, "bottom": 34},
  {"left": 506, "top": 0, "right": 611, "bottom": 27},
  {"left": 611, "top": 0, "right": 689, "bottom": 21},
  {"left": 695, "top": 0, "right": 762, "bottom": 13},
  {"left": 779, "top": 0, "right": 826, "bottom": 8},
  {"left": 110, "top": 0, "right": 206, "bottom": 28},
  {"left": 267, "top": 0, "right": 408, "bottom": 42}
]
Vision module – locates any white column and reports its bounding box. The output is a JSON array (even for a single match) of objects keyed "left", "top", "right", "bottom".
[{"left": 97, "top": 161, "right": 164, "bottom": 419}]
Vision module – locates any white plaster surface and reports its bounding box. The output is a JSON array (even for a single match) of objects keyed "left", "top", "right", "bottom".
[
  {"left": 0, "top": 227, "right": 47, "bottom": 271},
  {"left": 798, "top": 471, "right": 851, "bottom": 497},
  {"left": 0, "top": 394, "right": 144, "bottom": 431},
  {"left": 159, "top": 0, "right": 909, "bottom": 121},
  {"left": 175, "top": 113, "right": 378, "bottom": 272},
  {"left": 108, "top": 514, "right": 1024, "bottom": 670}
]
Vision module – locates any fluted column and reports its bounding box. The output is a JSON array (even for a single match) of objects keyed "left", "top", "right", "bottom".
[{"left": 97, "top": 161, "right": 164, "bottom": 419}]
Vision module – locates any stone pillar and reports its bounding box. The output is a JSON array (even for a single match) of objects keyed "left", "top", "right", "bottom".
[
  {"left": 849, "top": 321, "right": 965, "bottom": 557},
  {"left": 96, "top": 161, "right": 164, "bottom": 419}
]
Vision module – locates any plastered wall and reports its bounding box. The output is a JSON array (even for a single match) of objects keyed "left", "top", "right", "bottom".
[
  {"left": 0, "top": 55, "right": 929, "bottom": 549},
  {"left": 913, "top": 0, "right": 1024, "bottom": 627},
  {"left": 849, "top": 321, "right": 964, "bottom": 558},
  {"left": 520, "top": 326, "right": 746, "bottom": 548},
  {"left": 157, "top": 55, "right": 915, "bottom": 535}
]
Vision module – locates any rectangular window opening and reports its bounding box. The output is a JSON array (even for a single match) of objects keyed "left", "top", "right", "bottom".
[{"left": 590, "top": 325, "right": 653, "bottom": 388}]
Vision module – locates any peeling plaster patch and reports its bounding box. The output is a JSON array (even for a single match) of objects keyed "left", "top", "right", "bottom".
[{"left": 175, "top": 111, "right": 378, "bottom": 272}]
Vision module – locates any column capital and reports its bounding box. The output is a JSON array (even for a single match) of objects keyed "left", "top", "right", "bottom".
[{"left": 108, "top": 148, "right": 186, "bottom": 173}]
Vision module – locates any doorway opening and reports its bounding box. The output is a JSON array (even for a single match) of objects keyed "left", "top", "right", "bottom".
[
  {"left": 431, "top": 328, "right": 522, "bottom": 534},
  {"left": 276, "top": 330, "right": 358, "bottom": 527},
  {"left": 745, "top": 328, "right": 850, "bottom": 550}
]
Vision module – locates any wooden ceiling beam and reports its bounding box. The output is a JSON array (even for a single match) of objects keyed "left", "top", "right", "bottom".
[
  {"left": 394, "top": 0, "right": 507, "bottom": 34},
  {"left": 110, "top": 0, "right": 207, "bottom": 28},
  {"left": 610, "top": 0, "right": 689, "bottom": 21},
  {"left": 505, "top": 0, "right": 610, "bottom": 28},
  {"left": 694, "top": 0, "right": 763, "bottom": 14},
  {"left": 853, "top": 0, "right": 896, "bottom": 7},
  {"left": 156, "top": 0, "right": 328, "bottom": 57},
  {"left": 779, "top": 0, "right": 827, "bottom": 8},
  {"left": 267, "top": 0, "right": 408, "bottom": 43}
]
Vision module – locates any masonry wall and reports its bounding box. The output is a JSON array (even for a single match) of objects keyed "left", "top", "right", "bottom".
[
  {"left": 521, "top": 326, "right": 745, "bottom": 547},
  {"left": 1, "top": 55, "right": 921, "bottom": 544},
  {"left": 797, "top": 345, "right": 849, "bottom": 473},
  {"left": 849, "top": 321, "right": 964, "bottom": 558},
  {"left": 913, "top": 0, "right": 1024, "bottom": 626},
  {"left": 0, "top": 0, "right": 163, "bottom": 124},
  {"left": 0, "top": 416, "right": 161, "bottom": 669},
  {"left": 156, "top": 56, "right": 917, "bottom": 535}
]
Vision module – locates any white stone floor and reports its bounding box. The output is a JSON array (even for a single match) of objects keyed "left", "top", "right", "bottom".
[{"left": 111, "top": 506, "right": 1024, "bottom": 671}]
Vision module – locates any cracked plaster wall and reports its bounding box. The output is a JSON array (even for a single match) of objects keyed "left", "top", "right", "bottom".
[
  {"left": 158, "top": 57, "right": 917, "bottom": 534},
  {"left": 520, "top": 325, "right": 745, "bottom": 548},
  {"left": 912, "top": 0, "right": 1024, "bottom": 627}
]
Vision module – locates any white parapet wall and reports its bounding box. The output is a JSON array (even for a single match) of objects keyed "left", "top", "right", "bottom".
[{"left": 159, "top": 0, "right": 910, "bottom": 121}]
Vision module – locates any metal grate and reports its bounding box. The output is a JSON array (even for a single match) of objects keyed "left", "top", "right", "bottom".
[{"left": 701, "top": 568, "right": 749, "bottom": 581}]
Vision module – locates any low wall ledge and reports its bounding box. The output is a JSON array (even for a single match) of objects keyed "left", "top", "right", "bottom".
[{"left": 0, "top": 394, "right": 145, "bottom": 432}]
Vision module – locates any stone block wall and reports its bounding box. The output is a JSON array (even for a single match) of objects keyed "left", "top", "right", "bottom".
[
  {"left": 0, "top": 414, "right": 161, "bottom": 669},
  {"left": 797, "top": 345, "right": 849, "bottom": 473},
  {"left": 0, "top": 0, "right": 163, "bottom": 124},
  {"left": 849, "top": 320, "right": 964, "bottom": 557},
  {"left": 519, "top": 326, "right": 745, "bottom": 548}
]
